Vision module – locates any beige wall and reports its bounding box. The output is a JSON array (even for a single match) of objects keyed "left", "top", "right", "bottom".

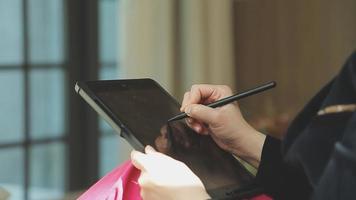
[{"left": 233, "top": 0, "right": 356, "bottom": 132}]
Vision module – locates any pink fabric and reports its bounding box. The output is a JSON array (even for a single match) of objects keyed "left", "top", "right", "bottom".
[
  {"left": 78, "top": 160, "right": 272, "bottom": 200},
  {"left": 78, "top": 160, "right": 141, "bottom": 200},
  {"left": 250, "top": 194, "right": 273, "bottom": 200}
]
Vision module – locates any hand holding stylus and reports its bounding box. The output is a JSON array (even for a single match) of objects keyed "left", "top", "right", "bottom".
[
  {"left": 169, "top": 81, "right": 276, "bottom": 122},
  {"left": 180, "top": 83, "right": 270, "bottom": 168}
]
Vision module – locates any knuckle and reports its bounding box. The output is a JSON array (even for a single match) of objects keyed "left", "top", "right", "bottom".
[
  {"left": 189, "top": 105, "right": 197, "bottom": 115},
  {"left": 220, "top": 85, "right": 231, "bottom": 91},
  {"left": 190, "top": 84, "right": 198, "bottom": 91},
  {"left": 184, "top": 92, "right": 190, "bottom": 97},
  {"left": 219, "top": 85, "right": 232, "bottom": 94},
  {"left": 191, "top": 84, "right": 203, "bottom": 92}
]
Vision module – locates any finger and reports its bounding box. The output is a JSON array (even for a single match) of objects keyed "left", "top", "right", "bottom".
[
  {"left": 138, "top": 172, "right": 148, "bottom": 185},
  {"left": 185, "top": 117, "right": 199, "bottom": 127},
  {"left": 180, "top": 92, "right": 191, "bottom": 111},
  {"left": 190, "top": 120, "right": 210, "bottom": 135},
  {"left": 188, "top": 121, "right": 203, "bottom": 133},
  {"left": 185, "top": 104, "right": 219, "bottom": 125},
  {"left": 138, "top": 172, "right": 151, "bottom": 190},
  {"left": 193, "top": 123, "right": 203, "bottom": 133},
  {"left": 131, "top": 150, "right": 148, "bottom": 171},
  {"left": 195, "top": 123, "right": 210, "bottom": 135},
  {"left": 145, "top": 145, "right": 157, "bottom": 154},
  {"left": 185, "top": 118, "right": 205, "bottom": 133},
  {"left": 189, "top": 84, "right": 225, "bottom": 105},
  {"left": 191, "top": 84, "right": 234, "bottom": 104},
  {"left": 185, "top": 117, "right": 193, "bottom": 125},
  {"left": 201, "top": 126, "right": 210, "bottom": 135}
]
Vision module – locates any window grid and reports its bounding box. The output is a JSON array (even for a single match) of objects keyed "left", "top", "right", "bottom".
[
  {"left": 0, "top": 0, "right": 68, "bottom": 199},
  {"left": 23, "top": 0, "right": 31, "bottom": 198},
  {"left": 0, "top": 64, "right": 64, "bottom": 70},
  {"left": 0, "top": 0, "right": 119, "bottom": 198}
]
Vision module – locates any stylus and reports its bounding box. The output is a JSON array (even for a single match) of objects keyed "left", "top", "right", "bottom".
[{"left": 167, "top": 81, "right": 276, "bottom": 122}]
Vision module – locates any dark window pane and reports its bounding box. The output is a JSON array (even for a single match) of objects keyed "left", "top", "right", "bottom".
[
  {"left": 0, "top": 0, "right": 23, "bottom": 65},
  {"left": 30, "top": 68, "right": 65, "bottom": 139},
  {"left": 28, "top": 0, "right": 64, "bottom": 64},
  {"left": 0, "top": 71, "right": 24, "bottom": 143},
  {"left": 99, "top": 0, "right": 118, "bottom": 63},
  {"left": 99, "top": 135, "right": 131, "bottom": 177},
  {"left": 99, "top": 66, "right": 118, "bottom": 80},
  {"left": 29, "top": 142, "right": 66, "bottom": 199},
  {"left": 0, "top": 148, "right": 24, "bottom": 199}
]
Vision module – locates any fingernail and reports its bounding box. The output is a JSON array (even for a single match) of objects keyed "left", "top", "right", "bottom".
[{"left": 185, "top": 106, "right": 192, "bottom": 116}]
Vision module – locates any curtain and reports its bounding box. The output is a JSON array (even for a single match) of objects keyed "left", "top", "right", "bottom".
[{"left": 119, "top": 0, "right": 236, "bottom": 98}]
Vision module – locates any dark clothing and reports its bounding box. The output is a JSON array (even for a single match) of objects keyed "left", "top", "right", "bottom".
[{"left": 256, "top": 51, "right": 356, "bottom": 199}]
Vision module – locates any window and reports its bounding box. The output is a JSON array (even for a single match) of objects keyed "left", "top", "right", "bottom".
[
  {"left": 98, "top": 0, "right": 132, "bottom": 177},
  {"left": 0, "top": 0, "right": 122, "bottom": 199},
  {"left": 0, "top": 0, "right": 66, "bottom": 199}
]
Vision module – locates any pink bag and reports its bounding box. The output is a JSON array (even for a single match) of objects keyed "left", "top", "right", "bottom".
[
  {"left": 78, "top": 160, "right": 271, "bottom": 200},
  {"left": 78, "top": 160, "right": 141, "bottom": 200}
]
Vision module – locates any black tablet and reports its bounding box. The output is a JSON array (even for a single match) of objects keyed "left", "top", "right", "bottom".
[{"left": 75, "top": 78, "right": 261, "bottom": 199}]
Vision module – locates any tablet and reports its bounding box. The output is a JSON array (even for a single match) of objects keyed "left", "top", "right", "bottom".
[{"left": 75, "top": 78, "right": 261, "bottom": 199}]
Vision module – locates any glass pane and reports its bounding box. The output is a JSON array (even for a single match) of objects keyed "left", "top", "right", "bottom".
[
  {"left": 100, "top": 135, "right": 132, "bottom": 177},
  {"left": 30, "top": 68, "right": 65, "bottom": 139},
  {"left": 0, "top": 71, "right": 24, "bottom": 143},
  {"left": 29, "top": 142, "right": 66, "bottom": 199},
  {"left": 99, "top": 118, "right": 114, "bottom": 135},
  {"left": 28, "top": 0, "right": 64, "bottom": 64},
  {"left": 99, "top": 66, "right": 118, "bottom": 80},
  {"left": 0, "top": 0, "right": 23, "bottom": 64},
  {"left": 99, "top": 0, "right": 119, "bottom": 63},
  {"left": 0, "top": 148, "right": 24, "bottom": 200}
]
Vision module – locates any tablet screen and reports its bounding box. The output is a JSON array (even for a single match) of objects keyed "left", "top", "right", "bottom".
[{"left": 83, "top": 79, "right": 254, "bottom": 193}]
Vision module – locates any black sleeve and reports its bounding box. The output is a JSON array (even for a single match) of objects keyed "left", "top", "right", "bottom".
[
  {"left": 312, "top": 142, "right": 356, "bottom": 200},
  {"left": 255, "top": 136, "right": 284, "bottom": 198},
  {"left": 255, "top": 136, "right": 312, "bottom": 199},
  {"left": 313, "top": 112, "right": 356, "bottom": 200}
]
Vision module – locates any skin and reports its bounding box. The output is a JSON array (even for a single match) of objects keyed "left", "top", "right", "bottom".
[
  {"left": 181, "top": 84, "right": 265, "bottom": 168},
  {"left": 131, "top": 84, "right": 266, "bottom": 200},
  {"left": 131, "top": 146, "right": 211, "bottom": 200}
]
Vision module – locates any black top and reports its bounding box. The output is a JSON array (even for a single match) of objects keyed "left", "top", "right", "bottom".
[{"left": 255, "top": 51, "right": 356, "bottom": 200}]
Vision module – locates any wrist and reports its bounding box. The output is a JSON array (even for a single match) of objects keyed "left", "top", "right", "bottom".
[{"left": 231, "top": 129, "right": 266, "bottom": 168}]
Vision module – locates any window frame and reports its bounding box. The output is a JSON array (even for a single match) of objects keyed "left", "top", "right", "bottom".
[
  {"left": 0, "top": 0, "right": 104, "bottom": 198},
  {"left": 66, "top": 0, "right": 100, "bottom": 192}
]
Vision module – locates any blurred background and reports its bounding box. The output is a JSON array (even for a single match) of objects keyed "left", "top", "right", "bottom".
[{"left": 0, "top": 0, "right": 355, "bottom": 199}]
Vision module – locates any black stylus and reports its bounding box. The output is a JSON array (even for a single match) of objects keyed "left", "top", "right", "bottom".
[{"left": 167, "top": 81, "right": 277, "bottom": 122}]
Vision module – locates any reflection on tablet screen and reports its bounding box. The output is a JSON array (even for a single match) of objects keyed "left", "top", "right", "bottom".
[{"left": 155, "top": 121, "right": 253, "bottom": 190}]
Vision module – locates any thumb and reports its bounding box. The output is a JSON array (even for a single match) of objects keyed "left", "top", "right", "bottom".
[
  {"left": 131, "top": 150, "right": 148, "bottom": 172},
  {"left": 145, "top": 145, "right": 157, "bottom": 154},
  {"left": 185, "top": 104, "right": 219, "bottom": 125}
]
